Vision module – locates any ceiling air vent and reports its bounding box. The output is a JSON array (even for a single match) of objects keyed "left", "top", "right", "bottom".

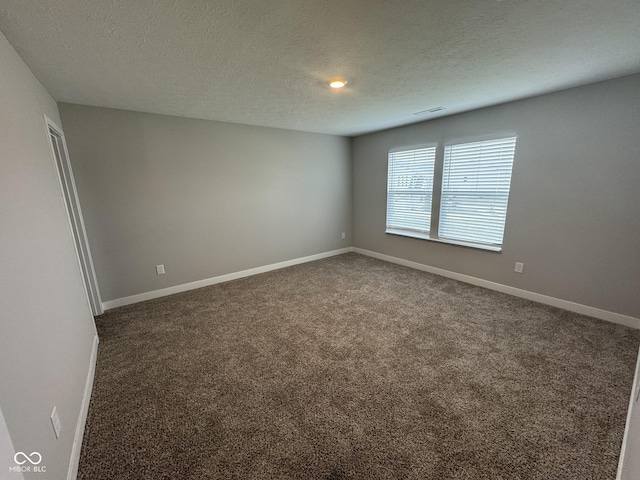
[{"left": 413, "top": 106, "right": 445, "bottom": 116}]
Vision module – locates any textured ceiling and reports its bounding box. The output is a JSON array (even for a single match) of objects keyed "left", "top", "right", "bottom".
[{"left": 1, "top": 0, "right": 639, "bottom": 136}]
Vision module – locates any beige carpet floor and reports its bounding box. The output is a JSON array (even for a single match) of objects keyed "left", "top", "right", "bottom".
[{"left": 78, "top": 253, "right": 640, "bottom": 479}]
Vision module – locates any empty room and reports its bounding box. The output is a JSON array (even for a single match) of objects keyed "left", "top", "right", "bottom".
[{"left": 2, "top": 1, "right": 640, "bottom": 479}]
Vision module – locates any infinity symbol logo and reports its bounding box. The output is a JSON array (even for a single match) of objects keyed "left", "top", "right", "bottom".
[{"left": 14, "top": 452, "right": 42, "bottom": 465}]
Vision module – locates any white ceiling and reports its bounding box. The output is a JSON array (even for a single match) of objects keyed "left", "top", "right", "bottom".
[{"left": 1, "top": 0, "right": 639, "bottom": 136}]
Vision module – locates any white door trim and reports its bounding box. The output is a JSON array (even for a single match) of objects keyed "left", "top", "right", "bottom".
[
  {"left": 44, "top": 114, "right": 103, "bottom": 317},
  {"left": 617, "top": 347, "right": 640, "bottom": 479},
  {"left": 0, "top": 407, "right": 25, "bottom": 480}
]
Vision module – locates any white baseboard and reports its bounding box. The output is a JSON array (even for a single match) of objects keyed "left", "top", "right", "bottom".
[
  {"left": 67, "top": 334, "right": 99, "bottom": 480},
  {"left": 102, "top": 248, "right": 354, "bottom": 310},
  {"left": 102, "top": 245, "right": 639, "bottom": 329},
  {"left": 353, "top": 247, "right": 640, "bottom": 330}
]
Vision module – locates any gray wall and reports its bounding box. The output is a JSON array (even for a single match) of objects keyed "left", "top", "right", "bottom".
[
  {"left": 58, "top": 104, "right": 352, "bottom": 303},
  {"left": 353, "top": 74, "right": 640, "bottom": 319},
  {"left": 0, "top": 31, "right": 97, "bottom": 479}
]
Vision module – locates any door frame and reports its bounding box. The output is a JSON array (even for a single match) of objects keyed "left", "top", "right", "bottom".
[
  {"left": 44, "top": 114, "right": 103, "bottom": 316},
  {"left": 617, "top": 346, "right": 640, "bottom": 479}
]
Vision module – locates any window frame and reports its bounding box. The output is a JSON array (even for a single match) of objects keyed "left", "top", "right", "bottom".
[
  {"left": 385, "top": 144, "right": 438, "bottom": 238},
  {"left": 385, "top": 134, "right": 517, "bottom": 253}
]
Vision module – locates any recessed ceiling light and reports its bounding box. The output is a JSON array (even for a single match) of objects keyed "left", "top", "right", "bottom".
[{"left": 329, "top": 78, "right": 347, "bottom": 89}]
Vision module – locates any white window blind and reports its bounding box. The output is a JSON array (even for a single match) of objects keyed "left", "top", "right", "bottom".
[
  {"left": 439, "top": 137, "right": 517, "bottom": 247},
  {"left": 386, "top": 147, "right": 436, "bottom": 235}
]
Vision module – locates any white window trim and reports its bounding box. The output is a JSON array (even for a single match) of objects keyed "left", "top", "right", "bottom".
[
  {"left": 385, "top": 229, "right": 503, "bottom": 252},
  {"left": 389, "top": 143, "right": 438, "bottom": 153},
  {"left": 385, "top": 135, "right": 517, "bottom": 253},
  {"left": 443, "top": 132, "right": 518, "bottom": 147},
  {"left": 386, "top": 145, "right": 437, "bottom": 237}
]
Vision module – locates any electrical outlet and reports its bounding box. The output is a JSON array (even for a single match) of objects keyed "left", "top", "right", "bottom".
[
  {"left": 341, "top": 232, "right": 346, "bottom": 239},
  {"left": 514, "top": 262, "right": 524, "bottom": 274},
  {"left": 50, "top": 407, "right": 61, "bottom": 439},
  {"left": 156, "top": 264, "right": 165, "bottom": 275}
]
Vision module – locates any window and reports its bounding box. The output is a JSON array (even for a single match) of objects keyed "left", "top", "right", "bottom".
[
  {"left": 386, "top": 136, "right": 517, "bottom": 251},
  {"left": 440, "top": 137, "right": 517, "bottom": 247},
  {"left": 386, "top": 147, "right": 436, "bottom": 237}
]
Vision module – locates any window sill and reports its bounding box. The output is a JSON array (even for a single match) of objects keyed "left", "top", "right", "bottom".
[{"left": 385, "top": 229, "right": 502, "bottom": 252}]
